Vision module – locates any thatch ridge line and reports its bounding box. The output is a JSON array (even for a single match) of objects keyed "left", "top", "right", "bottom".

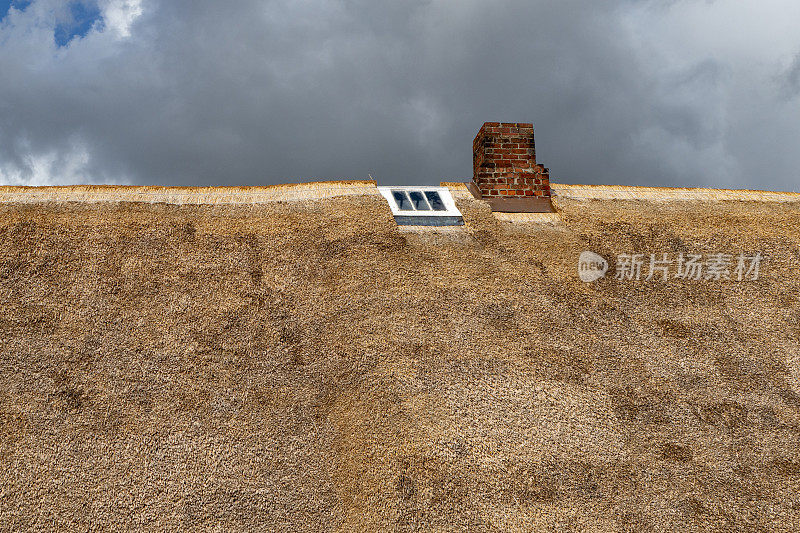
[
  {"left": 0, "top": 180, "right": 380, "bottom": 205},
  {"left": 552, "top": 183, "right": 800, "bottom": 202},
  {"left": 1, "top": 180, "right": 798, "bottom": 204}
]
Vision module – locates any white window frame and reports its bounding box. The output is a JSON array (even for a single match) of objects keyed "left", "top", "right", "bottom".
[{"left": 377, "top": 186, "right": 462, "bottom": 218}]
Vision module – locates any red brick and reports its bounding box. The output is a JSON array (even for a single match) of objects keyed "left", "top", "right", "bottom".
[{"left": 473, "top": 121, "right": 550, "bottom": 203}]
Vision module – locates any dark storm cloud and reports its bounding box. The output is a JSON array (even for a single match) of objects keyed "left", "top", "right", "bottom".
[{"left": 0, "top": 0, "right": 798, "bottom": 190}]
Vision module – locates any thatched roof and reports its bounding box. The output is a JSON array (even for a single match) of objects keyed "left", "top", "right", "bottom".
[{"left": 1, "top": 181, "right": 799, "bottom": 530}]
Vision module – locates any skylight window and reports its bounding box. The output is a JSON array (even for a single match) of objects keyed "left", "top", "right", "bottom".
[
  {"left": 378, "top": 186, "right": 464, "bottom": 226},
  {"left": 408, "top": 191, "right": 429, "bottom": 210},
  {"left": 425, "top": 191, "right": 446, "bottom": 211},
  {"left": 392, "top": 190, "right": 413, "bottom": 211}
]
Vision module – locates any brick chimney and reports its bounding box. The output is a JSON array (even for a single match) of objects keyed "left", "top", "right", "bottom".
[{"left": 470, "top": 122, "right": 553, "bottom": 212}]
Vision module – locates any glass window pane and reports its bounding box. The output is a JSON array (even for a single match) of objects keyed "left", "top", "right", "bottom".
[
  {"left": 424, "top": 191, "right": 446, "bottom": 211},
  {"left": 391, "top": 190, "right": 412, "bottom": 210},
  {"left": 408, "top": 191, "right": 431, "bottom": 210}
]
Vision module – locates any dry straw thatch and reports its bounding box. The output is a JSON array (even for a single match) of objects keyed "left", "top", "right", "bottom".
[{"left": 1, "top": 183, "right": 799, "bottom": 531}]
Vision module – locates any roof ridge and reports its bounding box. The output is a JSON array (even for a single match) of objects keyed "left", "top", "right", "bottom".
[
  {"left": 0, "top": 180, "right": 380, "bottom": 205},
  {"left": 1, "top": 180, "right": 797, "bottom": 205},
  {"left": 551, "top": 183, "right": 800, "bottom": 202}
]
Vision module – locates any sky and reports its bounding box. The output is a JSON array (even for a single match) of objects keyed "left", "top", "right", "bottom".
[{"left": 0, "top": 0, "right": 798, "bottom": 190}]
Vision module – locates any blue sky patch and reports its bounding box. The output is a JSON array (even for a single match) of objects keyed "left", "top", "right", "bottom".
[
  {"left": 0, "top": 0, "right": 32, "bottom": 21},
  {"left": 54, "top": 1, "right": 102, "bottom": 47}
]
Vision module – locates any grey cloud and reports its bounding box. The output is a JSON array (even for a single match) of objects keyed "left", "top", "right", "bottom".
[
  {"left": 0, "top": 0, "right": 798, "bottom": 191},
  {"left": 781, "top": 53, "right": 800, "bottom": 99}
]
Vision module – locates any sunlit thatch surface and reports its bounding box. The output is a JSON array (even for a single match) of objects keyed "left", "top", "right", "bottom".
[{"left": 1, "top": 186, "right": 799, "bottom": 531}]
